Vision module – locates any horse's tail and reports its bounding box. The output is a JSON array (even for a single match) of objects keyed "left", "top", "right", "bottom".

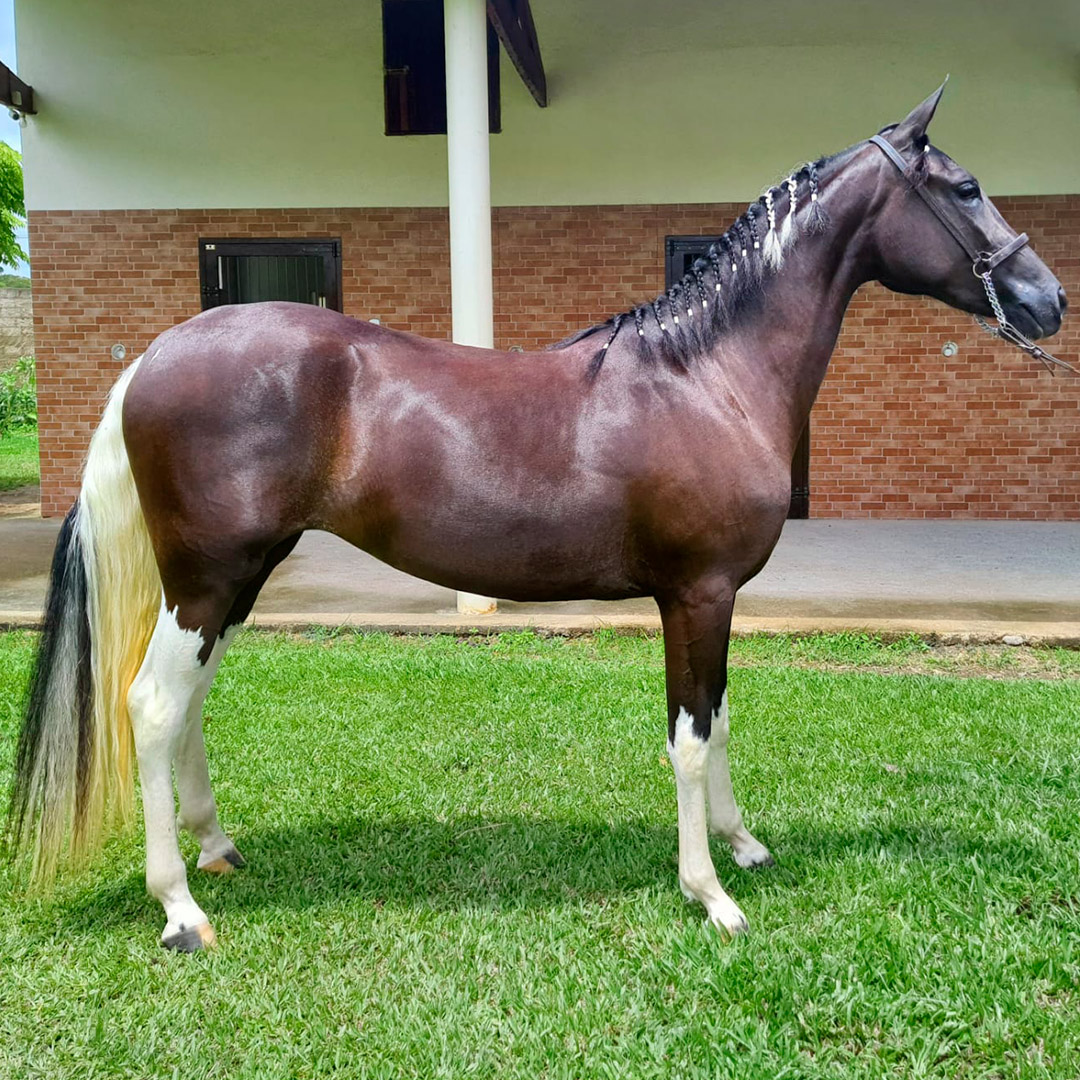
[{"left": 6, "top": 357, "right": 161, "bottom": 885}]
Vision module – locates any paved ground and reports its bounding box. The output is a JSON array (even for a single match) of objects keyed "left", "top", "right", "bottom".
[{"left": 2, "top": 516, "right": 1077, "bottom": 640}]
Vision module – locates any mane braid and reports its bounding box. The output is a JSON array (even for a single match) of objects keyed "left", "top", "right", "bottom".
[
  {"left": 554, "top": 153, "right": 836, "bottom": 374},
  {"left": 671, "top": 281, "right": 701, "bottom": 355},
  {"left": 742, "top": 207, "right": 764, "bottom": 286},
  {"left": 747, "top": 204, "right": 762, "bottom": 254},
  {"left": 692, "top": 264, "right": 708, "bottom": 311},
  {"left": 706, "top": 251, "right": 727, "bottom": 326},
  {"left": 667, "top": 284, "right": 693, "bottom": 355},
  {"left": 807, "top": 160, "right": 830, "bottom": 233},
  {"left": 732, "top": 219, "right": 749, "bottom": 263}
]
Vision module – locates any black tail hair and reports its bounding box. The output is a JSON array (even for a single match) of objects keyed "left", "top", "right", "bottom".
[{"left": 5, "top": 501, "right": 93, "bottom": 877}]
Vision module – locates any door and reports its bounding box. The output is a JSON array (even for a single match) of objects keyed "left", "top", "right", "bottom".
[
  {"left": 199, "top": 238, "right": 342, "bottom": 312},
  {"left": 665, "top": 235, "right": 809, "bottom": 519}
]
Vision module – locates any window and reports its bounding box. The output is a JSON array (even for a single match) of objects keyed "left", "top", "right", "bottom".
[
  {"left": 665, "top": 235, "right": 717, "bottom": 289},
  {"left": 199, "top": 239, "right": 342, "bottom": 312},
  {"left": 382, "top": 0, "right": 501, "bottom": 136}
]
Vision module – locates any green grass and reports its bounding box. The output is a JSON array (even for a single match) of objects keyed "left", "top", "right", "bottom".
[
  {"left": 0, "top": 427, "right": 38, "bottom": 491},
  {"left": 1, "top": 631, "right": 1079, "bottom": 1078}
]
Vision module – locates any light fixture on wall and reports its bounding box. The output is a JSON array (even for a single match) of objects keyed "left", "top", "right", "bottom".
[{"left": 110, "top": 344, "right": 127, "bottom": 361}]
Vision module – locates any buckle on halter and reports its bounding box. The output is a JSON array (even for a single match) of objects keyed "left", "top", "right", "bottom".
[{"left": 971, "top": 255, "right": 993, "bottom": 279}]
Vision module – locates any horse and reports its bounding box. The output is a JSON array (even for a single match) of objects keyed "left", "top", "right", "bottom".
[{"left": 6, "top": 83, "right": 1068, "bottom": 950}]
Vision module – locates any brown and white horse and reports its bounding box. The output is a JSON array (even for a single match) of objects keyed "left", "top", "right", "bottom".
[{"left": 7, "top": 86, "right": 1067, "bottom": 949}]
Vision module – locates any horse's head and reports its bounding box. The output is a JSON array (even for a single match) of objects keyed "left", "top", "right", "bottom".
[{"left": 869, "top": 82, "right": 1066, "bottom": 341}]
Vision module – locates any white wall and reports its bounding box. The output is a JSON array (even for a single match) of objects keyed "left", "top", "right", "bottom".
[{"left": 16, "top": 0, "right": 1080, "bottom": 211}]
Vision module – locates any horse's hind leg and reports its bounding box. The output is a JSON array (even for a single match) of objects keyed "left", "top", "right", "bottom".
[
  {"left": 659, "top": 584, "right": 748, "bottom": 936},
  {"left": 128, "top": 594, "right": 234, "bottom": 951},
  {"left": 174, "top": 627, "right": 245, "bottom": 875},
  {"left": 174, "top": 535, "right": 301, "bottom": 876},
  {"left": 128, "top": 534, "right": 298, "bottom": 949}
]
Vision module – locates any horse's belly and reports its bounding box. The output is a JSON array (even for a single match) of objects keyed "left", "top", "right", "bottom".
[{"left": 335, "top": 499, "right": 642, "bottom": 602}]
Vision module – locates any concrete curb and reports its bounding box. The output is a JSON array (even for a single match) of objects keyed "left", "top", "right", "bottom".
[{"left": 2, "top": 609, "right": 1079, "bottom": 647}]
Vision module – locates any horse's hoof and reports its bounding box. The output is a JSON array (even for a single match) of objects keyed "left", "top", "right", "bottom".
[
  {"left": 732, "top": 835, "right": 775, "bottom": 870},
  {"left": 707, "top": 903, "right": 750, "bottom": 939},
  {"left": 199, "top": 846, "right": 245, "bottom": 874},
  {"left": 161, "top": 922, "right": 217, "bottom": 952},
  {"left": 734, "top": 847, "right": 775, "bottom": 870}
]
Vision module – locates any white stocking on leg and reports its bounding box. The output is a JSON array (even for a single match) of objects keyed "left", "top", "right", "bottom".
[
  {"left": 707, "top": 691, "right": 774, "bottom": 869},
  {"left": 669, "top": 708, "right": 749, "bottom": 936},
  {"left": 128, "top": 601, "right": 218, "bottom": 950},
  {"left": 175, "top": 627, "right": 244, "bottom": 873}
]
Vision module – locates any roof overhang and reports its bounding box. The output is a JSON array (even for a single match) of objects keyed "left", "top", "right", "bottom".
[
  {"left": 0, "top": 61, "right": 34, "bottom": 117},
  {"left": 488, "top": 0, "right": 546, "bottom": 107}
]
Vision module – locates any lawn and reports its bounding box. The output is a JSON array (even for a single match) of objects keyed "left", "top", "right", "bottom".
[
  {"left": 1, "top": 631, "right": 1079, "bottom": 1079},
  {"left": 0, "top": 428, "right": 38, "bottom": 491}
]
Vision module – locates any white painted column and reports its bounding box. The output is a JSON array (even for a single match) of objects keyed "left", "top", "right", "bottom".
[{"left": 446, "top": 0, "right": 497, "bottom": 616}]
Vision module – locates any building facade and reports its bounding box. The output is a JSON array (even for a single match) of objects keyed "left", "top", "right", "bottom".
[{"left": 17, "top": 0, "right": 1080, "bottom": 517}]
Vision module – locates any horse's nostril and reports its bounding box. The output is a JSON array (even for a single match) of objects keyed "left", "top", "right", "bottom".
[{"left": 1058, "top": 286, "right": 1069, "bottom": 314}]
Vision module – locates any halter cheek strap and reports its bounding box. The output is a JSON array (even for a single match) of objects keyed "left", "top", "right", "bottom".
[
  {"left": 868, "top": 133, "right": 1075, "bottom": 376},
  {"left": 868, "top": 134, "right": 1029, "bottom": 273}
]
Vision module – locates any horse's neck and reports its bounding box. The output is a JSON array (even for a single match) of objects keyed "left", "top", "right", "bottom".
[{"left": 721, "top": 158, "right": 877, "bottom": 460}]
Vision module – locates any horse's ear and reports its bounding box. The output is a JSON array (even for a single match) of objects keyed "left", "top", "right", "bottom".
[{"left": 888, "top": 77, "right": 949, "bottom": 150}]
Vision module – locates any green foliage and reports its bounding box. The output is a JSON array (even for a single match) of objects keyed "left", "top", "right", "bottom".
[
  {"left": 0, "top": 427, "right": 37, "bottom": 489},
  {"left": 0, "top": 354, "right": 36, "bottom": 436},
  {"left": 0, "top": 142, "right": 25, "bottom": 271},
  {"left": 1, "top": 631, "right": 1079, "bottom": 1078},
  {"left": 0, "top": 273, "right": 30, "bottom": 289}
]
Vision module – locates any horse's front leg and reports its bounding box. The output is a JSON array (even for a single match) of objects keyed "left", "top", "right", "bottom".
[
  {"left": 659, "top": 583, "right": 748, "bottom": 936},
  {"left": 708, "top": 690, "right": 774, "bottom": 868}
]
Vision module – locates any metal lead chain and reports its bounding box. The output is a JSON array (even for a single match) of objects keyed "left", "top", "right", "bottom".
[{"left": 974, "top": 271, "right": 1078, "bottom": 377}]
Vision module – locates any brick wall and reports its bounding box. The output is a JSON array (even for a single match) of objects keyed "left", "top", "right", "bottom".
[{"left": 28, "top": 197, "right": 1080, "bottom": 518}]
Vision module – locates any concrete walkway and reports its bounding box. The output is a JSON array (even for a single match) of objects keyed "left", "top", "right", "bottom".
[{"left": 1, "top": 517, "right": 1078, "bottom": 641}]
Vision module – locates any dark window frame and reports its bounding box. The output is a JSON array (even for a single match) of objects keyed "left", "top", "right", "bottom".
[
  {"left": 665, "top": 235, "right": 809, "bottom": 519},
  {"left": 198, "top": 237, "right": 343, "bottom": 313},
  {"left": 382, "top": 0, "right": 501, "bottom": 136}
]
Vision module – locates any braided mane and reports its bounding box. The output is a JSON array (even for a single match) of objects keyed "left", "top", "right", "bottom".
[{"left": 555, "top": 156, "right": 836, "bottom": 377}]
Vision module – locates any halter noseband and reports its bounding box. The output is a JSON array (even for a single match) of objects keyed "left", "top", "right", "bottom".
[{"left": 869, "top": 134, "right": 1075, "bottom": 375}]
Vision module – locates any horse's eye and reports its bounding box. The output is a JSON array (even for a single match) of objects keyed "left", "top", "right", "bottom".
[{"left": 955, "top": 181, "right": 981, "bottom": 200}]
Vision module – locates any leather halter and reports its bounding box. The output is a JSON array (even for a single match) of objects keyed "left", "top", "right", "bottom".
[
  {"left": 869, "top": 133, "right": 1075, "bottom": 375},
  {"left": 869, "top": 134, "right": 1028, "bottom": 278}
]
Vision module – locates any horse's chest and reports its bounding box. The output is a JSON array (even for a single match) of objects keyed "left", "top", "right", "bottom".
[{"left": 626, "top": 433, "right": 791, "bottom": 571}]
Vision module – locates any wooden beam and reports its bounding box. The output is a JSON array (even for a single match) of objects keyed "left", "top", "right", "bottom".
[
  {"left": 0, "top": 61, "right": 34, "bottom": 116},
  {"left": 487, "top": 0, "right": 546, "bottom": 107}
]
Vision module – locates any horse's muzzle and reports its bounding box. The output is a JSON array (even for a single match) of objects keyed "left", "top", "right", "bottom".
[{"left": 1010, "top": 280, "right": 1066, "bottom": 340}]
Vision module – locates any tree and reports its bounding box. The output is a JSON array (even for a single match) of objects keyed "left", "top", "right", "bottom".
[{"left": 0, "top": 142, "right": 26, "bottom": 271}]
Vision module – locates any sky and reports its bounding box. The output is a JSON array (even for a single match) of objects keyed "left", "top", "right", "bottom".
[{"left": 1, "top": 0, "right": 30, "bottom": 276}]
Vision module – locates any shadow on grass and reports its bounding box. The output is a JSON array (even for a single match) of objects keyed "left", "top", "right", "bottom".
[
  {"left": 41, "top": 817, "right": 678, "bottom": 936},
  {"left": 29, "top": 812, "right": 1059, "bottom": 940}
]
